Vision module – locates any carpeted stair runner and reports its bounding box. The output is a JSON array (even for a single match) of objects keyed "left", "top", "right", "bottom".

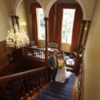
[
  {"left": 41, "top": 90, "right": 71, "bottom": 100},
  {"left": 33, "top": 93, "right": 60, "bottom": 100},
  {"left": 0, "top": 73, "right": 75, "bottom": 100},
  {"left": 32, "top": 73, "right": 75, "bottom": 100}
]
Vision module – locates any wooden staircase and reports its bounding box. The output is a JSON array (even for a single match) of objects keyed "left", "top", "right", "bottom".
[
  {"left": 0, "top": 66, "right": 78, "bottom": 100},
  {"left": 31, "top": 73, "right": 76, "bottom": 100},
  {"left": 0, "top": 67, "right": 51, "bottom": 100}
]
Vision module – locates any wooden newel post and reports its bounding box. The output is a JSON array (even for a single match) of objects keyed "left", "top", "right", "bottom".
[
  {"left": 44, "top": 17, "right": 48, "bottom": 63},
  {"left": 74, "top": 20, "right": 91, "bottom": 71},
  {"left": 74, "top": 21, "right": 86, "bottom": 71}
]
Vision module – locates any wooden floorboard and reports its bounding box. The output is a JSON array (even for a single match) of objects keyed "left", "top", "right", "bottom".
[{"left": 71, "top": 75, "right": 78, "bottom": 100}]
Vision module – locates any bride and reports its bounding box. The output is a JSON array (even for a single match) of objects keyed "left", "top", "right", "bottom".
[{"left": 55, "top": 51, "right": 72, "bottom": 83}]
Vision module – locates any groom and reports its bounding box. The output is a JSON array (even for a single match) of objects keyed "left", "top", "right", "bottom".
[{"left": 48, "top": 50, "right": 58, "bottom": 81}]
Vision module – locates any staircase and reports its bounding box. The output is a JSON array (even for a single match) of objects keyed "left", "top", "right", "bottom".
[
  {"left": 0, "top": 67, "right": 76, "bottom": 100},
  {"left": 0, "top": 67, "right": 51, "bottom": 100},
  {"left": 32, "top": 73, "right": 76, "bottom": 100}
]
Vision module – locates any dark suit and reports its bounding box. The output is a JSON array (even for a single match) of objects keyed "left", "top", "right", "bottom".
[{"left": 48, "top": 55, "right": 58, "bottom": 81}]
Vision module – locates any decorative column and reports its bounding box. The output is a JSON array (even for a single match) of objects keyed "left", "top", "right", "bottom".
[
  {"left": 44, "top": 17, "right": 49, "bottom": 63},
  {"left": 11, "top": 15, "right": 19, "bottom": 32},
  {"left": 74, "top": 20, "right": 91, "bottom": 71}
]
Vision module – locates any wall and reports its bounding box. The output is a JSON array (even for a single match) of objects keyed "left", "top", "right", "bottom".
[
  {"left": 17, "top": 0, "right": 29, "bottom": 37},
  {"left": 36, "top": 0, "right": 96, "bottom": 20},
  {"left": 24, "top": 0, "right": 37, "bottom": 40},
  {"left": 81, "top": 0, "right": 96, "bottom": 19},
  {"left": 39, "top": 1, "right": 73, "bottom": 52},
  {"left": 0, "top": 0, "right": 99, "bottom": 99},
  {"left": 23, "top": 0, "right": 77, "bottom": 52},
  {"left": 0, "top": 0, "right": 96, "bottom": 42},
  {"left": 62, "top": 43, "right": 70, "bottom": 52},
  {"left": 84, "top": 0, "right": 100, "bottom": 100},
  {"left": 38, "top": 40, "right": 45, "bottom": 47},
  {"left": 0, "top": 0, "right": 12, "bottom": 41}
]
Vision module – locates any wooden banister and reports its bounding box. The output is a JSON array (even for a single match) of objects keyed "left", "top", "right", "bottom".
[
  {"left": 0, "top": 66, "right": 51, "bottom": 100},
  {"left": 0, "top": 67, "right": 47, "bottom": 82}
]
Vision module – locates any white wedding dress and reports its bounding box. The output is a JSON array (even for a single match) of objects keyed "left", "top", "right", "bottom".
[{"left": 55, "top": 59, "right": 72, "bottom": 83}]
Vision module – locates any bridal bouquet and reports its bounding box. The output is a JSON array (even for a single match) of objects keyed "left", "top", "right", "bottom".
[{"left": 58, "top": 61, "right": 64, "bottom": 68}]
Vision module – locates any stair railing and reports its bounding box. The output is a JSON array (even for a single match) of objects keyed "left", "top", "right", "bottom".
[{"left": 0, "top": 66, "right": 50, "bottom": 100}]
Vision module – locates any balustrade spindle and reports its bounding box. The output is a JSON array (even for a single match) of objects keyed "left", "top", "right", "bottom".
[{"left": 0, "top": 67, "right": 50, "bottom": 100}]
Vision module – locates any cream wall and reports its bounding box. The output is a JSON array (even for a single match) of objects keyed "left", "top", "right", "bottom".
[
  {"left": 81, "top": 0, "right": 96, "bottom": 19},
  {"left": 40, "top": 0, "right": 50, "bottom": 10},
  {"left": 38, "top": 40, "right": 45, "bottom": 47},
  {"left": 0, "top": 0, "right": 100, "bottom": 99},
  {"left": 24, "top": 0, "right": 37, "bottom": 40},
  {"left": 0, "top": 0, "right": 12, "bottom": 42},
  {"left": 0, "top": 0, "right": 96, "bottom": 42},
  {"left": 81, "top": 22, "right": 88, "bottom": 46},
  {"left": 62, "top": 43, "right": 71, "bottom": 52},
  {"left": 20, "top": 0, "right": 72, "bottom": 52},
  {"left": 36, "top": 0, "right": 96, "bottom": 19},
  {"left": 38, "top": 41, "right": 70, "bottom": 52},
  {"left": 17, "top": 0, "right": 29, "bottom": 37},
  {"left": 9, "top": 0, "right": 96, "bottom": 20},
  {"left": 84, "top": 0, "right": 100, "bottom": 100}
]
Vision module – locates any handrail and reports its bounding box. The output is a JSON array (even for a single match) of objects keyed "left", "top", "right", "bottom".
[
  {"left": 23, "top": 46, "right": 46, "bottom": 61},
  {"left": 23, "top": 46, "right": 59, "bottom": 62},
  {"left": 0, "top": 66, "right": 51, "bottom": 100},
  {"left": 0, "top": 66, "right": 47, "bottom": 82}
]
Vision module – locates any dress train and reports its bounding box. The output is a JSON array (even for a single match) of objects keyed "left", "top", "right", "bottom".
[{"left": 55, "top": 66, "right": 72, "bottom": 83}]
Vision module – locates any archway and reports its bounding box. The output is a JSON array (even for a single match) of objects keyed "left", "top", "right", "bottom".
[
  {"left": 14, "top": 0, "right": 44, "bottom": 15},
  {"left": 45, "top": 0, "right": 86, "bottom": 19},
  {"left": 14, "top": 0, "right": 86, "bottom": 19}
]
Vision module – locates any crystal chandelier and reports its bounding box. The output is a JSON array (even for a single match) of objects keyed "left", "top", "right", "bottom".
[{"left": 6, "top": 24, "right": 30, "bottom": 49}]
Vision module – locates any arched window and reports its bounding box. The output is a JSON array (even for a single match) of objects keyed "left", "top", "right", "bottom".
[
  {"left": 62, "top": 9, "right": 75, "bottom": 44},
  {"left": 36, "top": 8, "right": 45, "bottom": 40}
]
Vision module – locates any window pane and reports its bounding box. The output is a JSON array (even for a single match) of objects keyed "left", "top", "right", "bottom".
[
  {"left": 36, "top": 8, "right": 45, "bottom": 40},
  {"left": 62, "top": 9, "right": 75, "bottom": 44}
]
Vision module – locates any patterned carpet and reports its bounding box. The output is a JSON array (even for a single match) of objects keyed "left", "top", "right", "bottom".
[{"left": 32, "top": 73, "right": 76, "bottom": 100}]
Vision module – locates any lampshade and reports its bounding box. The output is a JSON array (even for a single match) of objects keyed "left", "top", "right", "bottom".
[{"left": 6, "top": 24, "right": 30, "bottom": 49}]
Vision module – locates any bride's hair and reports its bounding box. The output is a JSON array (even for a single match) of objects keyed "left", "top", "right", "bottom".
[{"left": 59, "top": 51, "right": 64, "bottom": 58}]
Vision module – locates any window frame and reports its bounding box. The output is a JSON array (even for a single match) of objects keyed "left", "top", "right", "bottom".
[
  {"left": 36, "top": 8, "right": 45, "bottom": 40},
  {"left": 61, "top": 8, "right": 76, "bottom": 44}
]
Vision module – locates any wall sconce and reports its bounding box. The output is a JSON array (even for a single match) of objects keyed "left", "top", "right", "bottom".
[
  {"left": 20, "top": 22, "right": 26, "bottom": 27},
  {"left": 85, "top": 27, "right": 87, "bottom": 30}
]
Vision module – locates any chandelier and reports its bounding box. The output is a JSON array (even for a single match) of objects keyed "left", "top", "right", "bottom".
[{"left": 6, "top": 24, "right": 30, "bottom": 49}]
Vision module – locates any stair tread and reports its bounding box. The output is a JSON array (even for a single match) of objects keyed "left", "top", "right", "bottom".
[
  {"left": 47, "top": 85, "right": 73, "bottom": 93},
  {"left": 41, "top": 89, "right": 71, "bottom": 100},
  {"left": 49, "top": 84, "right": 73, "bottom": 90},
  {"left": 45, "top": 86, "right": 73, "bottom": 97},
  {"left": 36, "top": 93, "right": 60, "bottom": 100}
]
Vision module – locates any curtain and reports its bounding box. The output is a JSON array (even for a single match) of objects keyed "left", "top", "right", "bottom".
[
  {"left": 55, "top": 3, "right": 83, "bottom": 53},
  {"left": 30, "top": 3, "right": 55, "bottom": 46},
  {"left": 70, "top": 5, "right": 83, "bottom": 55},
  {"left": 48, "top": 5, "right": 55, "bottom": 42},
  {"left": 55, "top": 4, "right": 63, "bottom": 50},
  {"left": 30, "top": 3, "right": 41, "bottom": 46}
]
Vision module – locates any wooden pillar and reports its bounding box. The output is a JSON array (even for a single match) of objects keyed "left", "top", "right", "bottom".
[
  {"left": 84, "top": 21, "right": 91, "bottom": 46},
  {"left": 11, "top": 15, "right": 19, "bottom": 32},
  {"left": 74, "top": 20, "right": 91, "bottom": 71},
  {"left": 44, "top": 17, "right": 48, "bottom": 63}
]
